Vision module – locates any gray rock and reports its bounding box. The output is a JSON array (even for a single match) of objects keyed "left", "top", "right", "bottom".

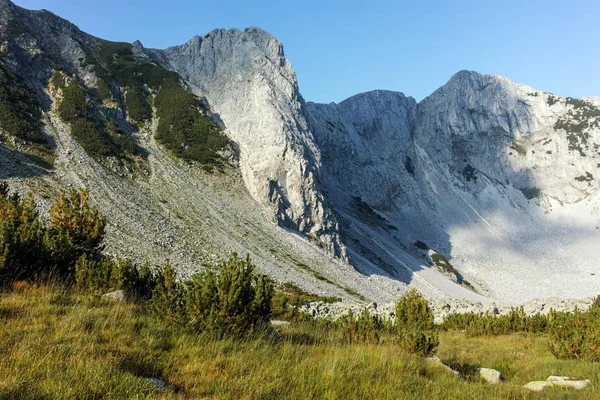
[
  {"left": 478, "top": 368, "right": 501, "bottom": 384},
  {"left": 143, "top": 377, "right": 167, "bottom": 391},
  {"left": 523, "top": 381, "right": 551, "bottom": 391},
  {"left": 102, "top": 290, "right": 126, "bottom": 302},
  {"left": 546, "top": 376, "right": 591, "bottom": 390},
  {"left": 425, "top": 356, "right": 461, "bottom": 379}
]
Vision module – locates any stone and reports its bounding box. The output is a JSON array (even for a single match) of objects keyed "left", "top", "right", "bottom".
[
  {"left": 425, "top": 356, "right": 461, "bottom": 379},
  {"left": 523, "top": 381, "right": 551, "bottom": 391},
  {"left": 478, "top": 368, "right": 501, "bottom": 384},
  {"left": 102, "top": 290, "right": 126, "bottom": 302},
  {"left": 270, "top": 320, "right": 291, "bottom": 327},
  {"left": 144, "top": 377, "right": 167, "bottom": 391},
  {"left": 546, "top": 376, "right": 591, "bottom": 390}
]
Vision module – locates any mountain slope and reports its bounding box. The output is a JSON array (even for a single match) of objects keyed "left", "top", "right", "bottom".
[{"left": 1, "top": 1, "right": 599, "bottom": 304}]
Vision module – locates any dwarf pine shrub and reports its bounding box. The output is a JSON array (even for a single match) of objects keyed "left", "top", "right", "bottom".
[
  {"left": 184, "top": 254, "right": 274, "bottom": 336},
  {"left": 395, "top": 289, "right": 438, "bottom": 355},
  {"left": 74, "top": 255, "right": 156, "bottom": 298},
  {"left": 340, "top": 308, "right": 384, "bottom": 344}
]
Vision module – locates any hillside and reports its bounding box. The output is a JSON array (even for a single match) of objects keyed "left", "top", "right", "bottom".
[{"left": 1, "top": 0, "right": 600, "bottom": 305}]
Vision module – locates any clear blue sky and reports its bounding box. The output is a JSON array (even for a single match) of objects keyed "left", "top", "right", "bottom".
[{"left": 12, "top": 0, "right": 600, "bottom": 103}]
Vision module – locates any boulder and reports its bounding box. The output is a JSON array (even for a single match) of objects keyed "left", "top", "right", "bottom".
[
  {"left": 478, "top": 368, "right": 501, "bottom": 384},
  {"left": 425, "top": 356, "right": 461, "bottom": 378},
  {"left": 547, "top": 376, "right": 591, "bottom": 390},
  {"left": 524, "top": 376, "right": 591, "bottom": 391},
  {"left": 523, "top": 381, "right": 551, "bottom": 391},
  {"left": 102, "top": 290, "right": 126, "bottom": 302}
]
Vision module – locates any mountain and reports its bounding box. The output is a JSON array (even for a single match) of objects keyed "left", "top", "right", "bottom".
[{"left": 1, "top": 0, "right": 599, "bottom": 304}]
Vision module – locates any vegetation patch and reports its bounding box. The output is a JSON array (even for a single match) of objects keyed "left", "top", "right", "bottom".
[
  {"left": 575, "top": 172, "right": 594, "bottom": 182},
  {"left": 519, "top": 187, "right": 541, "bottom": 200},
  {"left": 56, "top": 80, "right": 144, "bottom": 162},
  {"left": 510, "top": 140, "right": 527, "bottom": 156},
  {"left": 154, "top": 81, "right": 229, "bottom": 169},
  {"left": 0, "top": 62, "right": 44, "bottom": 144}
]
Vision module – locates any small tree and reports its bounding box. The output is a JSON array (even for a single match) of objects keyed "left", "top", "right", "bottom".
[
  {"left": 47, "top": 189, "right": 106, "bottom": 273},
  {"left": 184, "top": 254, "right": 274, "bottom": 336},
  {"left": 150, "top": 262, "right": 183, "bottom": 324},
  {"left": 395, "top": 289, "right": 438, "bottom": 355}
]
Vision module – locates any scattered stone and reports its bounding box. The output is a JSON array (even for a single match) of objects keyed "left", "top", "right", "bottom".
[
  {"left": 524, "top": 376, "right": 591, "bottom": 391},
  {"left": 102, "top": 290, "right": 125, "bottom": 302},
  {"left": 523, "top": 381, "right": 551, "bottom": 391},
  {"left": 425, "top": 356, "right": 461, "bottom": 378},
  {"left": 478, "top": 368, "right": 501, "bottom": 384},
  {"left": 144, "top": 377, "right": 167, "bottom": 391},
  {"left": 547, "top": 376, "right": 591, "bottom": 390},
  {"left": 270, "top": 320, "right": 290, "bottom": 327}
]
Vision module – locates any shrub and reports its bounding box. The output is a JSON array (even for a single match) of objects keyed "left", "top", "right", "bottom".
[
  {"left": 184, "top": 254, "right": 274, "bottom": 336},
  {"left": 47, "top": 189, "right": 106, "bottom": 274},
  {"left": 150, "top": 262, "right": 185, "bottom": 325},
  {"left": 395, "top": 289, "right": 438, "bottom": 355},
  {"left": 0, "top": 189, "right": 47, "bottom": 282},
  {"left": 0, "top": 186, "right": 106, "bottom": 284},
  {"left": 125, "top": 86, "right": 150, "bottom": 124},
  {"left": 395, "top": 289, "right": 434, "bottom": 331},
  {"left": 75, "top": 254, "right": 156, "bottom": 297},
  {"left": 340, "top": 308, "right": 383, "bottom": 344}
]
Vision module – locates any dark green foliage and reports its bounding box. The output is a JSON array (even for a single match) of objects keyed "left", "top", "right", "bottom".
[
  {"left": 0, "top": 191, "right": 47, "bottom": 281},
  {"left": 6, "top": 19, "right": 28, "bottom": 36},
  {"left": 75, "top": 254, "right": 156, "bottom": 298},
  {"left": 47, "top": 189, "right": 106, "bottom": 274},
  {"left": 154, "top": 81, "right": 228, "bottom": 168},
  {"left": 519, "top": 187, "right": 541, "bottom": 200},
  {"left": 547, "top": 299, "right": 600, "bottom": 361},
  {"left": 95, "top": 79, "right": 112, "bottom": 101},
  {"left": 399, "top": 328, "right": 439, "bottom": 356},
  {"left": 340, "top": 308, "right": 384, "bottom": 344},
  {"left": 106, "top": 121, "right": 142, "bottom": 156},
  {"left": 0, "top": 186, "right": 105, "bottom": 283},
  {"left": 184, "top": 254, "right": 274, "bottom": 336},
  {"left": 547, "top": 95, "right": 558, "bottom": 106},
  {"left": 395, "top": 289, "right": 438, "bottom": 355},
  {"left": 57, "top": 81, "right": 143, "bottom": 161},
  {"left": 125, "top": 86, "right": 149, "bottom": 124},
  {"left": 395, "top": 289, "right": 434, "bottom": 331},
  {"left": 0, "top": 63, "right": 44, "bottom": 143},
  {"left": 150, "top": 254, "right": 274, "bottom": 336},
  {"left": 150, "top": 262, "right": 185, "bottom": 325},
  {"left": 442, "top": 307, "right": 548, "bottom": 337}
]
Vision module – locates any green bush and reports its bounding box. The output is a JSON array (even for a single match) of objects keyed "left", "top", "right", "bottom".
[
  {"left": 150, "top": 262, "right": 185, "bottom": 326},
  {"left": 184, "top": 254, "right": 274, "bottom": 336},
  {"left": 125, "top": 86, "right": 149, "bottom": 124},
  {"left": 395, "top": 289, "right": 438, "bottom": 355},
  {"left": 340, "top": 308, "right": 384, "bottom": 344},
  {"left": 47, "top": 189, "right": 106, "bottom": 274},
  {"left": 548, "top": 303, "right": 600, "bottom": 361},
  {"left": 0, "top": 188, "right": 47, "bottom": 281},
  {"left": 75, "top": 254, "right": 156, "bottom": 298},
  {"left": 395, "top": 289, "right": 434, "bottom": 331},
  {"left": 0, "top": 186, "right": 106, "bottom": 283},
  {"left": 271, "top": 282, "right": 341, "bottom": 321}
]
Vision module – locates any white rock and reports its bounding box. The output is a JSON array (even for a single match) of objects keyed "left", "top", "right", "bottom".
[{"left": 478, "top": 368, "right": 501, "bottom": 384}]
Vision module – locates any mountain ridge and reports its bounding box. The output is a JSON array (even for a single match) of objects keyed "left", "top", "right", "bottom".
[{"left": 1, "top": 0, "right": 599, "bottom": 304}]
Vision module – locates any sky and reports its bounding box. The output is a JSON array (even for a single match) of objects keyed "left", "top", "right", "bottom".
[{"left": 11, "top": 0, "right": 600, "bottom": 103}]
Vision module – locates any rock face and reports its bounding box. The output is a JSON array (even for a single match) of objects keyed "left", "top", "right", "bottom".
[
  {"left": 141, "top": 30, "right": 345, "bottom": 257},
  {"left": 2, "top": 0, "right": 600, "bottom": 304}
]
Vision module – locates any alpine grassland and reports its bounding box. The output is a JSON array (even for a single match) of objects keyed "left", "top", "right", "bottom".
[{"left": 1, "top": 187, "right": 600, "bottom": 399}]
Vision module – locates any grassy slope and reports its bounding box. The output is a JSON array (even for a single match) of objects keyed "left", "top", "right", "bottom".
[{"left": 1, "top": 286, "right": 599, "bottom": 399}]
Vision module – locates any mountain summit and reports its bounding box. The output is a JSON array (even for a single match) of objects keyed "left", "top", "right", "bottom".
[{"left": 1, "top": 1, "right": 599, "bottom": 303}]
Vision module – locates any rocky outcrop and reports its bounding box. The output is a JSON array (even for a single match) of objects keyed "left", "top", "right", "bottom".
[{"left": 141, "top": 30, "right": 345, "bottom": 257}]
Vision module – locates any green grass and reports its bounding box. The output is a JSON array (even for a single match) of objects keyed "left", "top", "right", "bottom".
[{"left": 1, "top": 285, "right": 599, "bottom": 399}]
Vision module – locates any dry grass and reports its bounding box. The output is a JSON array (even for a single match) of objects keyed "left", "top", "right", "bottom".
[{"left": 1, "top": 286, "right": 599, "bottom": 399}]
